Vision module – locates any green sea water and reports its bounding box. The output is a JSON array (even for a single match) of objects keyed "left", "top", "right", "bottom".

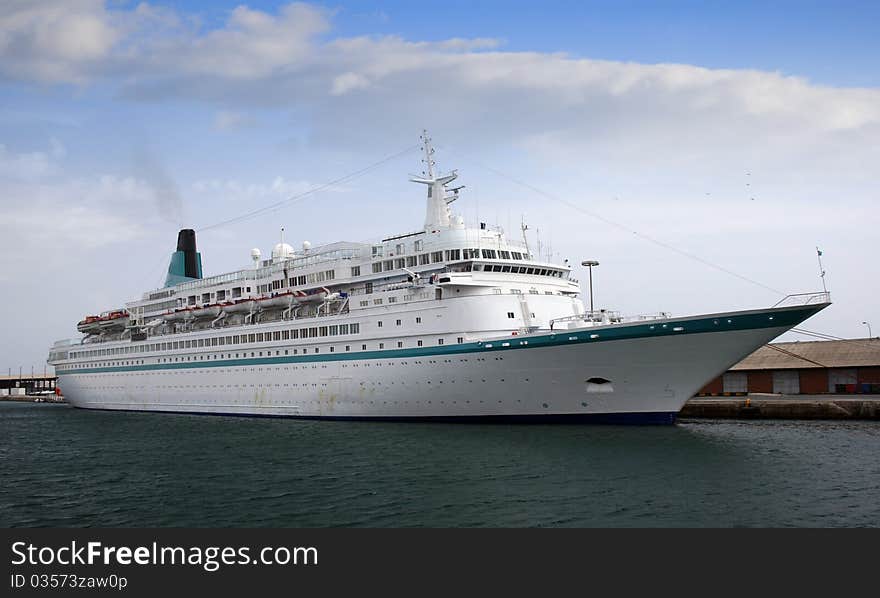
[{"left": 1, "top": 402, "right": 878, "bottom": 527}]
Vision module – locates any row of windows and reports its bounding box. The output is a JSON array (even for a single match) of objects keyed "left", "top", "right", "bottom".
[
  {"left": 474, "top": 264, "right": 564, "bottom": 277},
  {"left": 69, "top": 323, "right": 361, "bottom": 360},
  {"left": 62, "top": 335, "right": 469, "bottom": 370}
]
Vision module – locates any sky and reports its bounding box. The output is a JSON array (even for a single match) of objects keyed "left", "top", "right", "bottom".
[{"left": 0, "top": 0, "right": 878, "bottom": 374}]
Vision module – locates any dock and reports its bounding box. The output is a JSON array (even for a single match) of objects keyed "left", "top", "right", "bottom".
[{"left": 681, "top": 394, "right": 880, "bottom": 420}]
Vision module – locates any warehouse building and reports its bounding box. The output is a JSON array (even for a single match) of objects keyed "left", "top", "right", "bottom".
[
  {"left": 697, "top": 338, "right": 880, "bottom": 396},
  {"left": 0, "top": 374, "right": 57, "bottom": 396}
]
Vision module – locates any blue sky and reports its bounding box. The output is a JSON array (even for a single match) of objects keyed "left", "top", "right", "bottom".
[
  {"left": 166, "top": 0, "right": 880, "bottom": 86},
  {"left": 1, "top": 1, "right": 878, "bottom": 372}
]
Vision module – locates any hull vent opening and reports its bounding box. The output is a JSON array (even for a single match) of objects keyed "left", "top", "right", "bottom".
[{"left": 586, "top": 377, "right": 614, "bottom": 393}]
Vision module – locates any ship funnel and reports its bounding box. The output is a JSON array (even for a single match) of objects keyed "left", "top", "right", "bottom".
[{"left": 164, "top": 228, "right": 204, "bottom": 287}]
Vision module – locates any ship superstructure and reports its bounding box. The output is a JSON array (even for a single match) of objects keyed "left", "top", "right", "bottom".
[{"left": 48, "top": 132, "right": 830, "bottom": 423}]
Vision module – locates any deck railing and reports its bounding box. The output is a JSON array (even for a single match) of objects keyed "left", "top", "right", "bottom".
[{"left": 772, "top": 292, "right": 831, "bottom": 308}]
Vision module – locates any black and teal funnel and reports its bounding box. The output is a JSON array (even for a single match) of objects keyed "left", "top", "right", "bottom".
[{"left": 164, "top": 229, "right": 203, "bottom": 287}]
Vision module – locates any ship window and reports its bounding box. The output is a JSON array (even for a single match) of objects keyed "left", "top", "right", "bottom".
[
  {"left": 507, "top": 312, "right": 515, "bottom": 318},
  {"left": 395, "top": 243, "right": 405, "bottom": 255},
  {"left": 499, "top": 251, "right": 511, "bottom": 259},
  {"left": 256, "top": 333, "right": 264, "bottom": 342},
  {"left": 431, "top": 251, "right": 443, "bottom": 263},
  {"left": 291, "top": 329, "right": 299, "bottom": 339},
  {"left": 212, "top": 338, "right": 219, "bottom": 346},
  {"left": 329, "top": 325, "right": 338, "bottom": 336},
  {"left": 314, "top": 348, "right": 319, "bottom": 353},
  {"left": 417, "top": 340, "right": 423, "bottom": 347},
  {"left": 416, "top": 317, "right": 422, "bottom": 323},
  {"left": 512, "top": 252, "right": 522, "bottom": 260},
  {"left": 511, "top": 289, "right": 522, "bottom": 294},
  {"left": 248, "top": 334, "right": 256, "bottom": 342},
  {"left": 378, "top": 321, "right": 383, "bottom": 327},
  {"left": 362, "top": 344, "right": 367, "bottom": 350},
  {"left": 472, "top": 264, "right": 482, "bottom": 271},
  {"left": 372, "top": 263, "right": 382, "bottom": 273},
  {"left": 351, "top": 323, "right": 360, "bottom": 333},
  {"left": 379, "top": 343, "right": 384, "bottom": 349},
  {"left": 397, "top": 341, "right": 403, "bottom": 348},
  {"left": 388, "top": 296, "right": 397, "bottom": 303},
  {"left": 309, "top": 327, "right": 318, "bottom": 338},
  {"left": 374, "top": 298, "right": 383, "bottom": 305},
  {"left": 419, "top": 254, "right": 430, "bottom": 265},
  {"left": 438, "top": 338, "right": 444, "bottom": 345},
  {"left": 330, "top": 347, "right": 334, "bottom": 353},
  {"left": 346, "top": 345, "right": 350, "bottom": 351},
  {"left": 319, "top": 327, "right": 328, "bottom": 337},
  {"left": 457, "top": 337, "right": 464, "bottom": 344},
  {"left": 351, "top": 266, "right": 361, "bottom": 277},
  {"left": 365, "top": 282, "right": 373, "bottom": 294},
  {"left": 273, "top": 331, "right": 281, "bottom": 341},
  {"left": 340, "top": 324, "right": 349, "bottom": 335},
  {"left": 384, "top": 260, "right": 394, "bottom": 271},
  {"left": 406, "top": 256, "right": 417, "bottom": 267},
  {"left": 234, "top": 335, "right": 240, "bottom": 344},
  {"left": 445, "top": 249, "right": 461, "bottom": 261},
  {"left": 502, "top": 266, "right": 511, "bottom": 272},
  {"left": 396, "top": 319, "right": 401, "bottom": 326},
  {"left": 282, "top": 330, "right": 289, "bottom": 340},
  {"left": 188, "top": 296, "right": 196, "bottom": 305},
  {"left": 414, "top": 240, "right": 423, "bottom": 252}
]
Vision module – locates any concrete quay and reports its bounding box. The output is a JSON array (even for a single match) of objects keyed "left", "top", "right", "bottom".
[{"left": 681, "top": 394, "right": 880, "bottom": 420}]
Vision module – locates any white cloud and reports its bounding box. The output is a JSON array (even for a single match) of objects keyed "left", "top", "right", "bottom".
[
  {"left": 0, "top": 143, "right": 54, "bottom": 179},
  {"left": 0, "top": 0, "right": 119, "bottom": 83},
  {"left": 213, "top": 110, "right": 255, "bottom": 130}
]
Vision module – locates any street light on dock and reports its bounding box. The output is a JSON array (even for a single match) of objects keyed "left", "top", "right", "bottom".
[
  {"left": 863, "top": 321, "right": 873, "bottom": 338},
  {"left": 581, "top": 260, "right": 600, "bottom": 312}
]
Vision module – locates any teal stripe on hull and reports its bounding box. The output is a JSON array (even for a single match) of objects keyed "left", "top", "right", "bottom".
[{"left": 58, "top": 303, "right": 826, "bottom": 377}]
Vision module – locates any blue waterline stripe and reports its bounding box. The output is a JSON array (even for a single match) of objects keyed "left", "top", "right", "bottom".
[
  {"left": 72, "top": 405, "right": 679, "bottom": 425},
  {"left": 59, "top": 304, "right": 825, "bottom": 377}
]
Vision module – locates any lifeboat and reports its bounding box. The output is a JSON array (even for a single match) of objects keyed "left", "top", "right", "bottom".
[
  {"left": 299, "top": 287, "right": 332, "bottom": 303},
  {"left": 259, "top": 291, "right": 297, "bottom": 309},
  {"left": 191, "top": 304, "right": 222, "bottom": 319},
  {"left": 163, "top": 308, "right": 192, "bottom": 323},
  {"left": 97, "top": 310, "right": 129, "bottom": 332},
  {"left": 77, "top": 315, "right": 102, "bottom": 335},
  {"left": 224, "top": 298, "right": 257, "bottom": 314}
]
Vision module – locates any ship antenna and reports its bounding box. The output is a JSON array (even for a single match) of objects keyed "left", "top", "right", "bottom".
[
  {"left": 816, "top": 247, "right": 827, "bottom": 293},
  {"left": 410, "top": 129, "right": 457, "bottom": 230},
  {"left": 421, "top": 129, "right": 436, "bottom": 178},
  {"left": 520, "top": 216, "right": 531, "bottom": 258}
]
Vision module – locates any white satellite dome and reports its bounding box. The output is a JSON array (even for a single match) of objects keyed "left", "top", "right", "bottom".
[
  {"left": 271, "top": 242, "right": 295, "bottom": 261},
  {"left": 250, "top": 248, "right": 262, "bottom": 261}
]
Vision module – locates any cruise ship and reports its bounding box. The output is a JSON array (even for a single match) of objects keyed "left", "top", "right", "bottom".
[{"left": 47, "top": 133, "right": 830, "bottom": 423}]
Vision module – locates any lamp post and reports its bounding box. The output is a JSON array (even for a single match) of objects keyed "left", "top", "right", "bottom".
[
  {"left": 863, "top": 321, "right": 873, "bottom": 338},
  {"left": 581, "top": 260, "right": 600, "bottom": 313}
]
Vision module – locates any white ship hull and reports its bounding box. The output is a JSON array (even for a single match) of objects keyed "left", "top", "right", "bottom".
[{"left": 55, "top": 303, "right": 826, "bottom": 424}]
